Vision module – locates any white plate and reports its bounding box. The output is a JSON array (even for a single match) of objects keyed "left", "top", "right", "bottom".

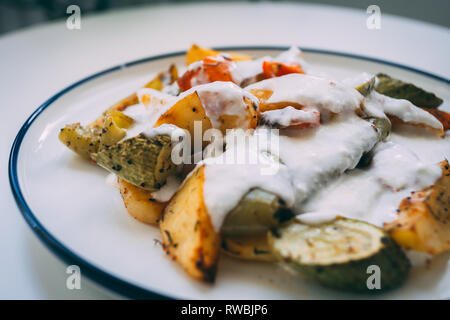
[{"left": 10, "top": 47, "right": 450, "bottom": 299}]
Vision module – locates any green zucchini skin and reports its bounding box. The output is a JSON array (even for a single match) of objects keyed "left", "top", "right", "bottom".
[
  {"left": 221, "top": 189, "right": 293, "bottom": 237},
  {"left": 269, "top": 218, "right": 411, "bottom": 293},
  {"left": 93, "top": 134, "right": 176, "bottom": 191},
  {"left": 355, "top": 75, "right": 376, "bottom": 97},
  {"left": 376, "top": 73, "right": 443, "bottom": 108}
]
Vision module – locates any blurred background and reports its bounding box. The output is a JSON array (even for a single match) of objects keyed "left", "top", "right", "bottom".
[{"left": 1, "top": 0, "right": 449, "bottom": 35}]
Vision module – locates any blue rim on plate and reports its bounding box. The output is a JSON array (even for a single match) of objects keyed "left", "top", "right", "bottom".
[{"left": 8, "top": 46, "right": 450, "bottom": 300}]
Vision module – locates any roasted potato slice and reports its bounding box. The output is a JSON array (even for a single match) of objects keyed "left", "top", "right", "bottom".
[
  {"left": 248, "top": 88, "right": 305, "bottom": 112},
  {"left": 58, "top": 123, "right": 101, "bottom": 159},
  {"left": 388, "top": 116, "right": 444, "bottom": 137},
  {"left": 186, "top": 44, "right": 252, "bottom": 65},
  {"left": 99, "top": 112, "right": 127, "bottom": 147},
  {"left": 154, "top": 91, "right": 212, "bottom": 148},
  {"left": 154, "top": 92, "right": 258, "bottom": 148},
  {"left": 118, "top": 177, "right": 166, "bottom": 225},
  {"left": 384, "top": 160, "right": 450, "bottom": 255},
  {"left": 160, "top": 166, "right": 220, "bottom": 282},
  {"left": 222, "top": 235, "right": 277, "bottom": 262}
]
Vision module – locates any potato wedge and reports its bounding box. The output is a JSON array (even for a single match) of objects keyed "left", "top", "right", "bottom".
[
  {"left": 389, "top": 115, "right": 444, "bottom": 137},
  {"left": 186, "top": 44, "right": 252, "bottom": 65},
  {"left": 222, "top": 235, "right": 277, "bottom": 262},
  {"left": 248, "top": 88, "right": 303, "bottom": 112},
  {"left": 154, "top": 91, "right": 212, "bottom": 148},
  {"left": 118, "top": 178, "right": 166, "bottom": 225},
  {"left": 154, "top": 91, "right": 258, "bottom": 149},
  {"left": 384, "top": 160, "right": 450, "bottom": 255},
  {"left": 58, "top": 123, "right": 101, "bottom": 159},
  {"left": 160, "top": 166, "right": 220, "bottom": 282}
]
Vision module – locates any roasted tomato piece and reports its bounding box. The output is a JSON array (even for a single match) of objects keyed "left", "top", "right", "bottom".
[
  {"left": 262, "top": 61, "right": 304, "bottom": 78},
  {"left": 421, "top": 108, "right": 450, "bottom": 131},
  {"left": 178, "top": 56, "right": 235, "bottom": 91}
]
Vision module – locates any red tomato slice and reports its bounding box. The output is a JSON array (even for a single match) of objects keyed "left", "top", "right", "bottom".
[
  {"left": 262, "top": 61, "right": 304, "bottom": 78},
  {"left": 178, "top": 56, "right": 235, "bottom": 91}
]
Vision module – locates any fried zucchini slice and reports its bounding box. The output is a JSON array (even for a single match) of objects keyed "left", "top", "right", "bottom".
[
  {"left": 221, "top": 189, "right": 293, "bottom": 237},
  {"left": 93, "top": 134, "right": 176, "bottom": 191},
  {"left": 376, "top": 73, "right": 443, "bottom": 108},
  {"left": 222, "top": 235, "right": 277, "bottom": 262},
  {"left": 269, "top": 217, "right": 411, "bottom": 292},
  {"left": 58, "top": 123, "right": 101, "bottom": 159},
  {"left": 384, "top": 160, "right": 450, "bottom": 255},
  {"left": 118, "top": 177, "right": 166, "bottom": 225},
  {"left": 186, "top": 44, "right": 252, "bottom": 65},
  {"left": 160, "top": 165, "right": 220, "bottom": 282}
]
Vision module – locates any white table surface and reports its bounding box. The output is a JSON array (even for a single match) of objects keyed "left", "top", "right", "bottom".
[{"left": 1, "top": 2, "right": 449, "bottom": 299}]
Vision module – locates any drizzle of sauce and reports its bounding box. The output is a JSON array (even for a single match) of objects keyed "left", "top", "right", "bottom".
[
  {"left": 366, "top": 91, "right": 443, "bottom": 131},
  {"left": 109, "top": 49, "right": 447, "bottom": 233},
  {"left": 246, "top": 73, "right": 363, "bottom": 116}
]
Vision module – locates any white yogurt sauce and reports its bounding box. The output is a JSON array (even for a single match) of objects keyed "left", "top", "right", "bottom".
[
  {"left": 232, "top": 57, "right": 268, "bottom": 83},
  {"left": 142, "top": 123, "right": 187, "bottom": 140},
  {"left": 150, "top": 176, "right": 182, "bottom": 202},
  {"left": 201, "top": 74, "right": 445, "bottom": 231},
  {"left": 341, "top": 72, "right": 375, "bottom": 88},
  {"left": 301, "top": 140, "right": 442, "bottom": 227},
  {"left": 260, "top": 106, "right": 319, "bottom": 127},
  {"left": 274, "top": 46, "right": 309, "bottom": 72},
  {"left": 366, "top": 91, "right": 443, "bottom": 131},
  {"left": 201, "top": 129, "right": 295, "bottom": 231},
  {"left": 181, "top": 81, "right": 259, "bottom": 129},
  {"left": 295, "top": 211, "right": 339, "bottom": 225},
  {"left": 232, "top": 46, "right": 309, "bottom": 83},
  {"left": 122, "top": 88, "right": 175, "bottom": 139},
  {"left": 279, "top": 115, "right": 380, "bottom": 212},
  {"left": 371, "top": 142, "right": 442, "bottom": 191},
  {"left": 246, "top": 74, "right": 363, "bottom": 115},
  {"left": 201, "top": 114, "right": 380, "bottom": 232},
  {"left": 114, "top": 54, "right": 447, "bottom": 233}
]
